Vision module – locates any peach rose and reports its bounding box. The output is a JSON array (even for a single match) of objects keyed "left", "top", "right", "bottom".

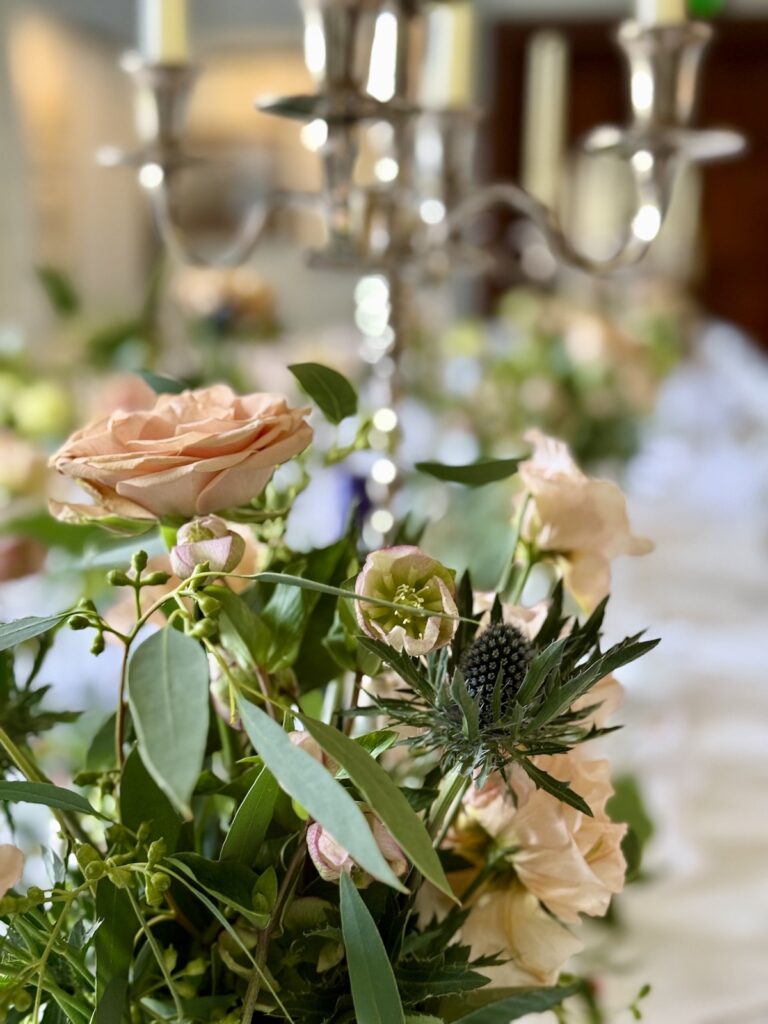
[
  {"left": 518, "top": 429, "right": 652, "bottom": 609},
  {"left": 49, "top": 385, "right": 312, "bottom": 522},
  {"left": 0, "top": 844, "right": 24, "bottom": 898}
]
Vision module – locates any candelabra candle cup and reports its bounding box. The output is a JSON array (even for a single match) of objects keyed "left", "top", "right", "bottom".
[
  {"left": 131, "top": 62, "right": 199, "bottom": 159},
  {"left": 301, "top": 0, "right": 382, "bottom": 96},
  {"left": 620, "top": 20, "right": 713, "bottom": 131}
]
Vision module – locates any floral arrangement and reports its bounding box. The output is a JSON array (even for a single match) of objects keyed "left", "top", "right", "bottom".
[
  {"left": 415, "top": 286, "right": 687, "bottom": 467},
  {"left": 0, "top": 366, "right": 657, "bottom": 1024}
]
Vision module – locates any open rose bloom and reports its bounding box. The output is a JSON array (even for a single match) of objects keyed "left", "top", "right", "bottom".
[
  {"left": 519, "top": 429, "right": 652, "bottom": 609},
  {"left": 49, "top": 385, "right": 312, "bottom": 522}
]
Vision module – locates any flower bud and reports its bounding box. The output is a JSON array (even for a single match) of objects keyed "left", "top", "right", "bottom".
[
  {"left": 355, "top": 546, "right": 458, "bottom": 657},
  {"left": 68, "top": 614, "right": 91, "bottom": 631},
  {"left": 306, "top": 813, "right": 407, "bottom": 888},
  {"left": 170, "top": 516, "right": 246, "bottom": 581},
  {"left": 90, "top": 632, "right": 106, "bottom": 656},
  {"left": 142, "top": 571, "right": 172, "bottom": 587},
  {"left": 107, "top": 570, "right": 132, "bottom": 588},
  {"left": 131, "top": 550, "right": 149, "bottom": 574}
]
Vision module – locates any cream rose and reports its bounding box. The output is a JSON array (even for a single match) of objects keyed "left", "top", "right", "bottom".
[
  {"left": 49, "top": 385, "right": 312, "bottom": 521},
  {"left": 518, "top": 429, "right": 652, "bottom": 609}
]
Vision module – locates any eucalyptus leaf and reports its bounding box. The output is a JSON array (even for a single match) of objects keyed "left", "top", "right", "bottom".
[
  {"left": 289, "top": 362, "right": 358, "bottom": 424},
  {"left": 220, "top": 765, "right": 278, "bottom": 866},
  {"left": 237, "top": 698, "right": 406, "bottom": 891},
  {"left": 340, "top": 872, "right": 406, "bottom": 1024},
  {"left": 0, "top": 781, "right": 105, "bottom": 818},
  {"left": 95, "top": 881, "right": 134, "bottom": 1018},
  {"left": 170, "top": 853, "right": 262, "bottom": 920},
  {"left": 414, "top": 458, "right": 524, "bottom": 488},
  {"left": 0, "top": 613, "right": 70, "bottom": 653},
  {"left": 127, "top": 628, "right": 210, "bottom": 818},
  {"left": 120, "top": 748, "right": 183, "bottom": 852},
  {"left": 296, "top": 714, "right": 455, "bottom": 901}
]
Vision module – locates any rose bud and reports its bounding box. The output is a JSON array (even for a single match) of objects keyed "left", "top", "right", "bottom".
[
  {"left": 170, "top": 516, "right": 246, "bottom": 580},
  {"left": 355, "top": 545, "right": 458, "bottom": 657},
  {"left": 306, "top": 814, "right": 407, "bottom": 888}
]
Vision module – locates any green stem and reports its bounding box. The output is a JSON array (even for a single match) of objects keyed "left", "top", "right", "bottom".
[
  {"left": 241, "top": 833, "right": 307, "bottom": 1024},
  {"left": 497, "top": 492, "right": 532, "bottom": 595},
  {"left": 429, "top": 767, "right": 472, "bottom": 847},
  {"left": 0, "top": 725, "right": 89, "bottom": 845},
  {"left": 127, "top": 888, "right": 185, "bottom": 1023},
  {"left": 32, "top": 895, "right": 73, "bottom": 1024}
]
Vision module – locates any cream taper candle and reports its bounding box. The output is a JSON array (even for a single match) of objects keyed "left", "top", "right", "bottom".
[
  {"left": 635, "top": 0, "right": 688, "bottom": 25},
  {"left": 139, "top": 0, "right": 189, "bottom": 64}
]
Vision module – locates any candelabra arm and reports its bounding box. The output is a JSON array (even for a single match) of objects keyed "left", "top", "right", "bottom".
[
  {"left": 439, "top": 160, "right": 673, "bottom": 275},
  {"left": 146, "top": 181, "right": 326, "bottom": 267}
]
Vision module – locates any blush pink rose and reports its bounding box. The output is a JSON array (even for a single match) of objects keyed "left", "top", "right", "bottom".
[{"left": 49, "top": 385, "right": 312, "bottom": 521}]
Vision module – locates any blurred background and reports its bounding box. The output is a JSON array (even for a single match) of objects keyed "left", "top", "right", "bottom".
[{"left": 1, "top": 1, "right": 768, "bottom": 1021}]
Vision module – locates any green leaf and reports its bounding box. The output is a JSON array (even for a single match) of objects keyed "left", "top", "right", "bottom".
[
  {"left": 414, "top": 458, "right": 524, "bottom": 488},
  {"left": 170, "top": 853, "right": 262, "bottom": 920},
  {"left": 213, "top": 586, "right": 272, "bottom": 671},
  {"left": 518, "top": 759, "right": 592, "bottom": 817},
  {"left": 220, "top": 765, "right": 278, "bottom": 865},
  {"left": 0, "top": 781, "right": 105, "bottom": 818},
  {"left": 340, "top": 872, "right": 406, "bottom": 1024},
  {"left": 36, "top": 264, "right": 80, "bottom": 317},
  {"left": 296, "top": 714, "right": 455, "bottom": 902},
  {"left": 0, "top": 613, "right": 70, "bottom": 653},
  {"left": 139, "top": 370, "right": 187, "bottom": 395},
  {"left": 515, "top": 636, "right": 569, "bottom": 707},
  {"left": 127, "top": 628, "right": 210, "bottom": 817},
  {"left": 92, "top": 977, "right": 128, "bottom": 1024},
  {"left": 95, "top": 881, "right": 134, "bottom": 1017},
  {"left": 452, "top": 985, "right": 576, "bottom": 1022},
  {"left": 288, "top": 362, "right": 358, "bottom": 424},
  {"left": 120, "top": 748, "right": 183, "bottom": 852},
  {"left": 357, "top": 636, "right": 431, "bottom": 700},
  {"left": 237, "top": 698, "right": 406, "bottom": 891}
]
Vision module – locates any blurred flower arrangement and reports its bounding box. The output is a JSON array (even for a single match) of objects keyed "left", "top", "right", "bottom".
[
  {"left": 415, "top": 286, "right": 688, "bottom": 467},
  {"left": 0, "top": 365, "right": 656, "bottom": 1023}
]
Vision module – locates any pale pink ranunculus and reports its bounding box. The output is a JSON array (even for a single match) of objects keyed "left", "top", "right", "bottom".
[
  {"left": 518, "top": 429, "right": 652, "bottom": 609},
  {"left": 306, "top": 813, "right": 407, "bottom": 887},
  {"left": 170, "top": 515, "right": 246, "bottom": 579},
  {"left": 49, "top": 385, "right": 312, "bottom": 522},
  {"left": 355, "top": 546, "right": 458, "bottom": 657},
  {"left": 0, "top": 844, "right": 24, "bottom": 898}
]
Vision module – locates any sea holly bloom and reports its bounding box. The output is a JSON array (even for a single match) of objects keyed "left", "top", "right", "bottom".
[
  {"left": 0, "top": 845, "right": 24, "bottom": 898},
  {"left": 518, "top": 429, "right": 652, "bottom": 609},
  {"left": 306, "top": 814, "right": 407, "bottom": 887},
  {"left": 49, "top": 385, "right": 312, "bottom": 522},
  {"left": 355, "top": 546, "right": 458, "bottom": 657},
  {"left": 170, "top": 516, "right": 246, "bottom": 580}
]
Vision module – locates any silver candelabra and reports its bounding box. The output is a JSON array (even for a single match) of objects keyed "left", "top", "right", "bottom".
[{"left": 99, "top": 0, "right": 743, "bottom": 543}]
